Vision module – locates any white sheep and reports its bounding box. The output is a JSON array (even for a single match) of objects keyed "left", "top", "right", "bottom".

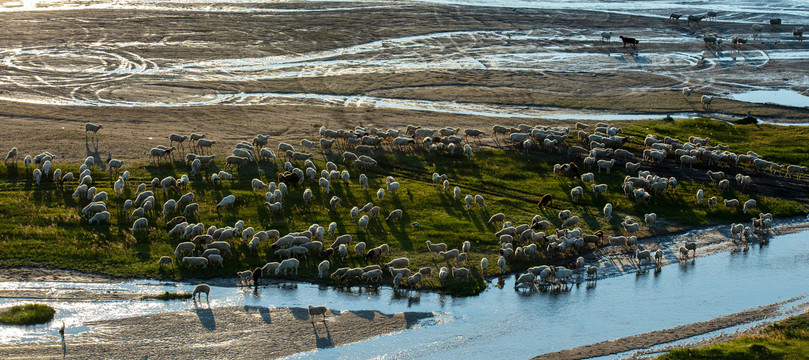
[
  {"left": 192, "top": 284, "right": 210, "bottom": 301},
  {"left": 743, "top": 199, "right": 756, "bottom": 214},
  {"left": 157, "top": 256, "right": 173, "bottom": 267},
  {"left": 359, "top": 174, "right": 368, "bottom": 188},
  {"left": 475, "top": 194, "right": 486, "bottom": 210},
  {"left": 358, "top": 215, "right": 369, "bottom": 230},
  {"left": 498, "top": 256, "right": 507, "bottom": 274},
  {"left": 462, "top": 241, "right": 471, "bottom": 253},
  {"left": 425, "top": 240, "right": 448, "bottom": 253},
  {"left": 591, "top": 183, "right": 608, "bottom": 196},
  {"left": 697, "top": 189, "right": 704, "bottom": 205},
  {"left": 385, "top": 209, "right": 403, "bottom": 222},
  {"left": 377, "top": 188, "right": 385, "bottom": 201},
  {"left": 464, "top": 194, "right": 473, "bottom": 210},
  {"left": 216, "top": 195, "right": 236, "bottom": 210},
  {"left": 88, "top": 211, "right": 111, "bottom": 225},
  {"left": 596, "top": 159, "right": 615, "bottom": 174},
  {"left": 275, "top": 258, "right": 300, "bottom": 276},
  {"left": 354, "top": 242, "right": 366, "bottom": 257},
  {"left": 131, "top": 217, "right": 148, "bottom": 233},
  {"left": 319, "top": 177, "right": 330, "bottom": 194},
  {"left": 570, "top": 186, "right": 584, "bottom": 202},
  {"left": 386, "top": 257, "right": 410, "bottom": 268},
  {"left": 603, "top": 203, "right": 613, "bottom": 220}
]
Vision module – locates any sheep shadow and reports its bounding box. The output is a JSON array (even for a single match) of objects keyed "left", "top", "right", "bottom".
[
  {"left": 243, "top": 305, "right": 272, "bottom": 324},
  {"left": 290, "top": 307, "right": 311, "bottom": 320},
  {"left": 193, "top": 304, "right": 216, "bottom": 330},
  {"left": 311, "top": 321, "right": 334, "bottom": 349}
]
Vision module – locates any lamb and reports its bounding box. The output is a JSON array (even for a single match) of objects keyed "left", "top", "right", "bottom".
[
  {"left": 182, "top": 257, "right": 208, "bottom": 269},
  {"left": 192, "top": 284, "right": 210, "bottom": 301},
  {"left": 275, "top": 258, "right": 300, "bottom": 276}
]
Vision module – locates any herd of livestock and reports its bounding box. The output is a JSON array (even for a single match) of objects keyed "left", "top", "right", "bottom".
[{"left": 2, "top": 117, "right": 803, "bottom": 293}]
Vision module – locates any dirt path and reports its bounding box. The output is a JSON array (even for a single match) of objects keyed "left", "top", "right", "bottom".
[{"left": 0, "top": 306, "right": 434, "bottom": 359}]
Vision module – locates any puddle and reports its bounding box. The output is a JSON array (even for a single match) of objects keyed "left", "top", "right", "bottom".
[{"left": 730, "top": 89, "right": 809, "bottom": 108}]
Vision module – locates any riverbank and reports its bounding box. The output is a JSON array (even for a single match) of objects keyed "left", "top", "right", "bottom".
[{"left": 0, "top": 305, "right": 434, "bottom": 359}]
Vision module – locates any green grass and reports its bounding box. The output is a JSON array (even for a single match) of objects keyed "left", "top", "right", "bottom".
[
  {"left": 659, "top": 312, "right": 809, "bottom": 360},
  {"left": 0, "top": 304, "right": 55, "bottom": 325},
  {"left": 146, "top": 291, "right": 193, "bottom": 300},
  {"left": 0, "top": 118, "right": 805, "bottom": 295}
]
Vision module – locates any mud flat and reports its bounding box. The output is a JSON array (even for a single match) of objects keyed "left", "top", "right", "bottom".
[{"left": 0, "top": 306, "right": 434, "bottom": 359}]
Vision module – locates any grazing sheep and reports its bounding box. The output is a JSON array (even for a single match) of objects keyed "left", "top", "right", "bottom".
[
  {"left": 216, "top": 195, "right": 236, "bottom": 210},
  {"left": 386, "top": 257, "right": 410, "bottom": 268},
  {"left": 464, "top": 194, "right": 474, "bottom": 210},
  {"left": 88, "top": 211, "right": 111, "bottom": 225},
  {"left": 600, "top": 31, "right": 612, "bottom": 43},
  {"left": 688, "top": 14, "right": 705, "bottom": 27},
  {"left": 157, "top": 256, "right": 173, "bottom": 267},
  {"left": 182, "top": 257, "right": 208, "bottom": 269},
  {"left": 537, "top": 194, "right": 553, "bottom": 208},
  {"left": 192, "top": 284, "right": 210, "bottom": 301},
  {"left": 131, "top": 217, "right": 148, "bottom": 233},
  {"left": 358, "top": 215, "right": 369, "bottom": 230},
  {"left": 708, "top": 196, "right": 718, "bottom": 207},
  {"left": 385, "top": 209, "right": 404, "bottom": 222},
  {"left": 452, "top": 267, "right": 471, "bottom": 281},
  {"left": 724, "top": 198, "right": 740, "bottom": 209},
  {"left": 275, "top": 258, "right": 300, "bottom": 276},
  {"left": 561, "top": 216, "right": 579, "bottom": 229},
  {"left": 743, "top": 199, "right": 756, "bottom": 214},
  {"left": 308, "top": 305, "right": 328, "bottom": 321},
  {"left": 679, "top": 246, "right": 690, "bottom": 259},
  {"left": 475, "top": 194, "right": 486, "bottom": 210},
  {"left": 354, "top": 242, "right": 366, "bottom": 257}
]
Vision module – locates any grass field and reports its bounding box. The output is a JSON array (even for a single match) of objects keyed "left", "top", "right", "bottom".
[
  {"left": 0, "top": 304, "right": 55, "bottom": 325},
  {"left": 0, "top": 118, "right": 806, "bottom": 295},
  {"left": 660, "top": 312, "right": 809, "bottom": 360}
]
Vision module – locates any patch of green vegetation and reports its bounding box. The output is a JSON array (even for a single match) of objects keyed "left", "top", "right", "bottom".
[
  {"left": 0, "top": 304, "right": 55, "bottom": 325},
  {"left": 146, "top": 291, "right": 193, "bottom": 301},
  {"left": 0, "top": 119, "right": 805, "bottom": 295},
  {"left": 659, "top": 312, "right": 809, "bottom": 360}
]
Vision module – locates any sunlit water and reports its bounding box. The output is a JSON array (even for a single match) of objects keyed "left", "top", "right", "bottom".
[{"left": 1, "top": 228, "right": 808, "bottom": 358}]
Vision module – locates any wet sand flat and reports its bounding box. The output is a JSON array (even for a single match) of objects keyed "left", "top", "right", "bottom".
[{"left": 0, "top": 306, "right": 434, "bottom": 359}]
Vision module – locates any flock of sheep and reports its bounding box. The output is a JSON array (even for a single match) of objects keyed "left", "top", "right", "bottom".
[{"left": 2, "top": 117, "right": 800, "bottom": 295}]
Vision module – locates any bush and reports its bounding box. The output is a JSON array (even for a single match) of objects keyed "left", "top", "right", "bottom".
[{"left": 0, "top": 304, "right": 55, "bottom": 325}]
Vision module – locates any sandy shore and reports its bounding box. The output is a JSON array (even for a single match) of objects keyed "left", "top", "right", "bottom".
[
  {"left": 0, "top": 306, "right": 434, "bottom": 359},
  {"left": 533, "top": 298, "right": 805, "bottom": 360}
]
